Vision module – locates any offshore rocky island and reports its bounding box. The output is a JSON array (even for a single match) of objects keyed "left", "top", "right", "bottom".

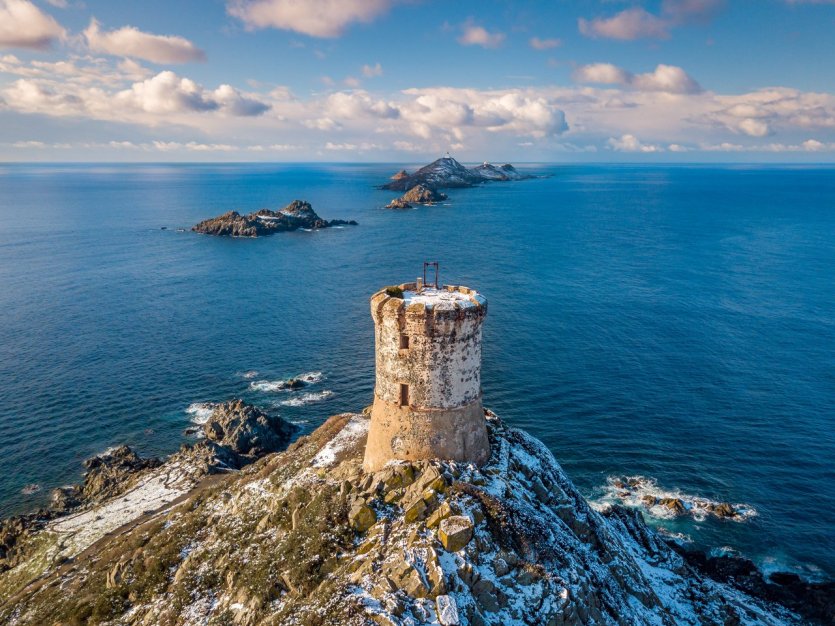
[
  {"left": 193, "top": 200, "right": 357, "bottom": 237},
  {"left": 382, "top": 155, "right": 533, "bottom": 209},
  {"left": 0, "top": 277, "right": 832, "bottom": 625}
]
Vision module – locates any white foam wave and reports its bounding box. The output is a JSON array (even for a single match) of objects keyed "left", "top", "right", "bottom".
[
  {"left": 595, "top": 475, "right": 757, "bottom": 522},
  {"left": 185, "top": 402, "right": 216, "bottom": 425},
  {"left": 278, "top": 390, "right": 334, "bottom": 407},
  {"left": 238, "top": 370, "right": 259, "bottom": 379},
  {"left": 249, "top": 371, "right": 324, "bottom": 393},
  {"left": 21, "top": 484, "right": 41, "bottom": 495}
]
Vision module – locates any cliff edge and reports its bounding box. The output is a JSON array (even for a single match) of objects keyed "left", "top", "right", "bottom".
[{"left": 1, "top": 410, "right": 817, "bottom": 625}]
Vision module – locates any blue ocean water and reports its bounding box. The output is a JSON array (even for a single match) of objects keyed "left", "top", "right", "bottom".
[{"left": 0, "top": 163, "right": 832, "bottom": 579}]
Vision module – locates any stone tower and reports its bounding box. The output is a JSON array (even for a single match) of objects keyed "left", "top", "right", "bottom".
[{"left": 363, "top": 276, "right": 491, "bottom": 472}]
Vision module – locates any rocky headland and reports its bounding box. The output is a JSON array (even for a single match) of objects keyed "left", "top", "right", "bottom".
[
  {"left": 385, "top": 184, "right": 448, "bottom": 209},
  {"left": 192, "top": 200, "right": 357, "bottom": 237},
  {"left": 381, "top": 155, "right": 532, "bottom": 192},
  {"left": 1, "top": 408, "right": 830, "bottom": 625}
]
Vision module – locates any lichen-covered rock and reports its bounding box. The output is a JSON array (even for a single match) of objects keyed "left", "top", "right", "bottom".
[
  {"left": 438, "top": 516, "right": 473, "bottom": 552},
  {"left": 349, "top": 502, "right": 377, "bottom": 532},
  {"left": 192, "top": 200, "right": 357, "bottom": 237}
]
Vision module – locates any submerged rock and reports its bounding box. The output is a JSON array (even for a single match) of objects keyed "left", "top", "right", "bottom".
[{"left": 192, "top": 200, "right": 357, "bottom": 237}]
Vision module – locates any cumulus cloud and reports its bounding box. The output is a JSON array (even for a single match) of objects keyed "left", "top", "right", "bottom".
[
  {"left": 579, "top": 8, "right": 669, "bottom": 41},
  {"left": 0, "top": 0, "right": 65, "bottom": 50},
  {"left": 114, "top": 71, "right": 269, "bottom": 116},
  {"left": 574, "top": 63, "right": 703, "bottom": 94},
  {"left": 529, "top": 37, "right": 561, "bottom": 50},
  {"left": 579, "top": 0, "right": 723, "bottom": 41},
  {"left": 2, "top": 70, "right": 269, "bottom": 121},
  {"left": 458, "top": 22, "right": 505, "bottom": 48},
  {"left": 228, "top": 0, "right": 392, "bottom": 37},
  {"left": 84, "top": 19, "right": 206, "bottom": 64},
  {"left": 607, "top": 134, "right": 664, "bottom": 152}
]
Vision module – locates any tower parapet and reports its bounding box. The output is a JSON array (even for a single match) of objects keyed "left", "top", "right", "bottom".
[{"left": 363, "top": 281, "right": 491, "bottom": 472}]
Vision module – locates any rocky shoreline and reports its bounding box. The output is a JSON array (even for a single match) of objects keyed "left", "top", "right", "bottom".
[
  {"left": 192, "top": 200, "right": 357, "bottom": 237},
  {"left": 0, "top": 400, "right": 295, "bottom": 583},
  {"left": 1, "top": 408, "right": 830, "bottom": 625}
]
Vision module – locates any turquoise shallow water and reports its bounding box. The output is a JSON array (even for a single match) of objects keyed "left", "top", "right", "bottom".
[{"left": 0, "top": 163, "right": 832, "bottom": 579}]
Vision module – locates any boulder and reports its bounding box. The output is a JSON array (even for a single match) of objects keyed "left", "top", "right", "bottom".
[
  {"left": 349, "top": 502, "right": 377, "bottom": 533},
  {"left": 436, "top": 595, "right": 460, "bottom": 626},
  {"left": 438, "top": 516, "right": 473, "bottom": 552}
]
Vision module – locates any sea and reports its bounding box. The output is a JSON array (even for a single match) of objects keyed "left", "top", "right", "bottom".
[{"left": 0, "top": 163, "right": 832, "bottom": 580}]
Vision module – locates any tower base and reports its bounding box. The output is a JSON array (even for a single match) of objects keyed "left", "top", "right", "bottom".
[{"left": 363, "top": 395, "right": 491, "bottom": 473}]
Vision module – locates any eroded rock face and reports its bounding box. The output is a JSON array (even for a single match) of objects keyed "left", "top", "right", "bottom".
[
  {"left": 192, "top": 200, "right": 357, "bottom": 237},
  {"left": 203, "top": 399, "right": 296, "bottom": 462}
]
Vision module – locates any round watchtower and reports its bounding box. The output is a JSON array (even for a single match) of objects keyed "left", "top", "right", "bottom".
[{"left": 363, "top": 281, "right": 491, "bottom": 472}]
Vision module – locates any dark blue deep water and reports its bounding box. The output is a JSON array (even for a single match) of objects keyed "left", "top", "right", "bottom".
[{"left": 0, "top": 163, "right": 832, "bottom": 579}]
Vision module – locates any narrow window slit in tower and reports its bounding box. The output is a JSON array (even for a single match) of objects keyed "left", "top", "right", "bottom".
[
  {"left": 399, "top": 334, "right": 410, "bottom": 350},
  {"left": 399, "top": 383, "right": 409, "bottom": 407}
]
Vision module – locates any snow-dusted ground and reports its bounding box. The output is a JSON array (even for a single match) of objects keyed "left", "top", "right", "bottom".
[
  {"left": 311, "top": 414, "right": 368, "bottom": 468},
  {"left": 48, "top": 461, "right": 199, "bottom": 560}
]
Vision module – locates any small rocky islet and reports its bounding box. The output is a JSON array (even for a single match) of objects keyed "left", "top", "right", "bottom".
[
  {"left": 382, "top": 155, "right": 533, "bottom": 210},
  {"left": 1, "top": 407, "right": 832, "bottom": 625},
  {"left": 192, "top": 199, "right": 357, "bottom": 237}
]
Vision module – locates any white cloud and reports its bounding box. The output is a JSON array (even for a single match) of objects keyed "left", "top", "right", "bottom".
[
  {"left": 83, "top": 19, "right": 206, "bottom": 64},
  {"left": 529, "top": 37, "right": 561, "bottom": 50},
  {"left": 574, "top": 63, "right": 702, "bottom": 94},
  {"left": 114, "top": 71, "right": 269, "bottom": 116},
  {"left": 607, "top": 134, "right": 664, "bottom": 152},
  {"left": 45, "top": 0, "right": 68, "bottom": 7},
  {"left": 579, "top": 8, "right": 670, "bottom": 41},
  {"left": 0, "top": 0, "right": 65, "bottom": 50},
  {"left": 458, "top": 22, "right": 505, "bottom": 49},
  {"left": 228, "top": 0, "right": 392, "bottom": 38},
  {"left": 579, "top": 0, "right": 722, "bottom": 41},
  {"left": 361, "top": 62, "right": 382, "bottom": 78},
  {"left": 738, "top": 117, "right": 770, "bottom": 137}
]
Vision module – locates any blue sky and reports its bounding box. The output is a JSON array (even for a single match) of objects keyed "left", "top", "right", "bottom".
[{"left": 2, "top": 0, "right": 835, "bottom": 161}]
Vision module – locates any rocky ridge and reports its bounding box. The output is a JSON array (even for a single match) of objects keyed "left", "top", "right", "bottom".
[
  {"left": 1, "top": 409, "right": 826, "bottom": 625},
  {"left": 381, "top": 156, "right": 532, "bottom": 192},
  {"left": 192, "top": 200, "right": 357, "bottom": 237}
]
